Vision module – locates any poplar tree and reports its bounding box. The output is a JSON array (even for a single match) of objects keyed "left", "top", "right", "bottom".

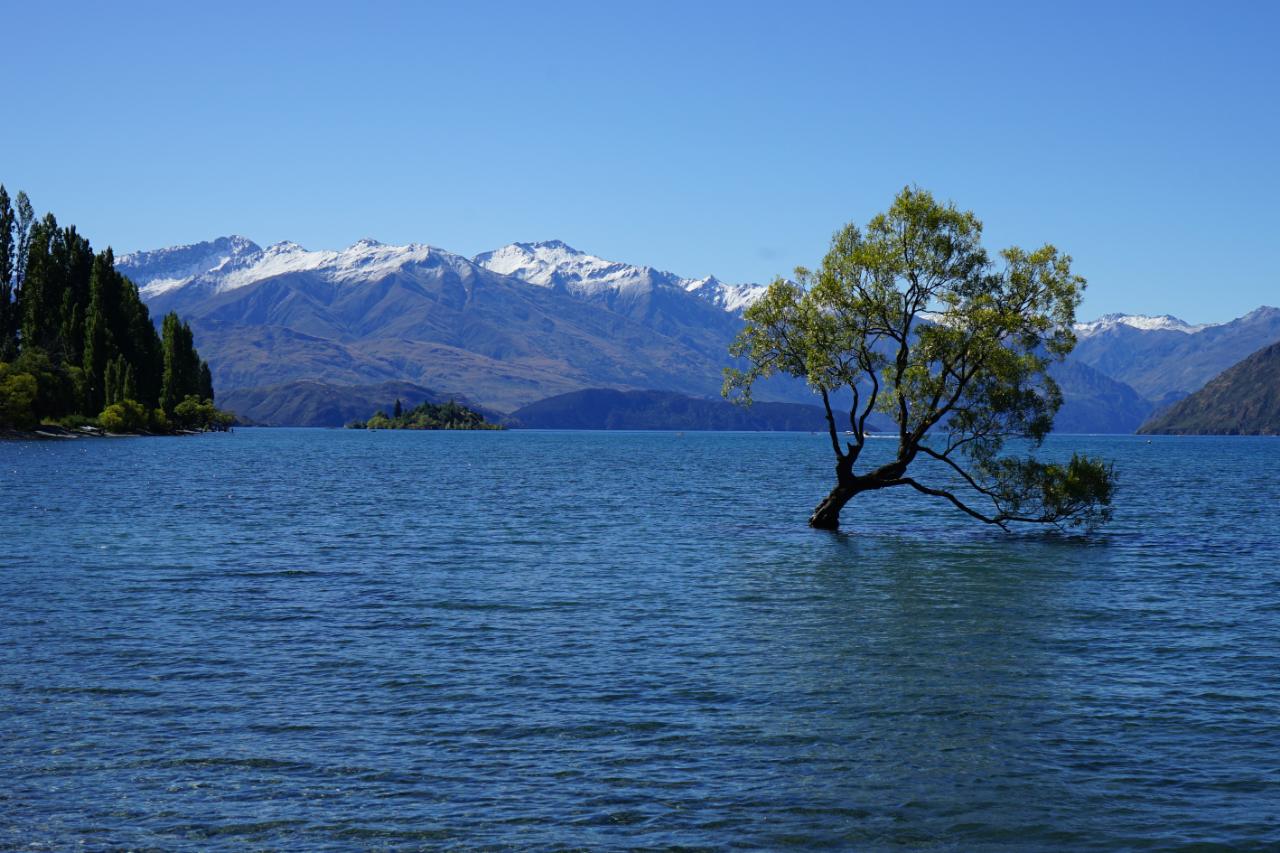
[
  {"left": 161, "top": 313, "right": 181, "bottom": 412},
  {"left": 0, "top": 186, "right": 13, "bottom": 285},
  {"left": 199, "top": 360, "right": 214, "bottom": 403},
  {"left": 161, "top": 312, "right": 199, "bottom": 413},
  {"left": 82, "top": 253, "right": 111, "bottom": 412},
  {"left": 0, "top": 186, "right": 14, "bottom": 360},
  {"left": 122, "top": 361, "right": 137, "bottom": 403},
  {"left": 19, "top": 215, "right": 59, "bottom": 354},
  {"left": 13, "top": 191, "right": 33, "bottom": 290},
  {"left": 104, "top": 356, "right": 119, "bottom": 406}
]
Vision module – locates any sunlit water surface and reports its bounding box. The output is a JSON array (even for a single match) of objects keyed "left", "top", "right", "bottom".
[{"left": 3, "top": 429, "right": 1279, "bottom": 849}]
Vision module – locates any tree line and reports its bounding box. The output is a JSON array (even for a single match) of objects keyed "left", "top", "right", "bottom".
[
  {"left": 0, "top": 185, "right": 228, "bottom": 432},
  {"left": 349, "top": 398, "right": 502, "bottom": 430}
]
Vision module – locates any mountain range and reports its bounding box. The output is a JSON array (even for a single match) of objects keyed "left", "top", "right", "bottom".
[
  {"left": 117, "top": 236, "right": 1279, "bottom": 431},
  {"left": 1072, "top": 307, "right": 1280, "bottom": 405},
  {"left": 120, "top": 237, "right": 776, "bottom": 412}
]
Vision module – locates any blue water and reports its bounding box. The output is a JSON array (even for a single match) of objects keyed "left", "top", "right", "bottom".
[{"left": 3, "top": 429, "right": 1280, "bottom": 850}]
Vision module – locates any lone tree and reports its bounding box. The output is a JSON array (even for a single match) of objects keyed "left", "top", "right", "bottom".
[{"left": 725, "top": 187, "right": 1115, "bottom": 531}]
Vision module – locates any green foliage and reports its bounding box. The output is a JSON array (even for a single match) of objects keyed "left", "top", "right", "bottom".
[
  {"left": 725, "top": 186, "right": 1116, "bottom": 531},
  {"left": 161, "top": 312, "right": 202, "bottom": 414},
  {"left": 55, "top": 412, "right": 98, "bottom": 430},
  {"left": 349, "top": 399, "right": 501, "bottom": 430},
  {"left": 11, "top": 348, "right": 77, "bottom": 421},
  {"left": 0, "top": 186, "right": 215, "bottom": 429},
  {"left": 173, "top": 394, "right": 234, "bottom": 431},
  {"left": 0, "top": 362, "right": 39, "bottom": 429},
  {"left": 99, "top": 399, "right": 149, "bottom": 433}
]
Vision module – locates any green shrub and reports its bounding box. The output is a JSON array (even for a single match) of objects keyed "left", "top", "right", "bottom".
[
  {"left": 172, "top": 395, "right": 233, "bottom": 431},
  {"left": 99, "top": 399, "right": 149, "bottom": 433},
  {"left": 0, "top": 364, "right": 39, "bottom": 429},
  {"left": 55, "top": 413, "right": 98, "bottom": 430}
]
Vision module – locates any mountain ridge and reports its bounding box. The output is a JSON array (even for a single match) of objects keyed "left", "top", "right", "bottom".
[{"left": 119, "top": 234, "right": 1277, "bottom": 430}]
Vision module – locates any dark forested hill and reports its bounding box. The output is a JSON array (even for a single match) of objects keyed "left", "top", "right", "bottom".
[
  {"left": 506, "top": 388, "right": 896, "bottom": 432},
  {"left": 1137, "top": 340, "right": 1280, "bottom": 435}
]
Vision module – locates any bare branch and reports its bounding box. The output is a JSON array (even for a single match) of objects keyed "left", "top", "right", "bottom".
[
  {"left": 858, "top": 362, "right": 881, "bottom": 438},
  {"left": 916, "top": 444, "right": 1002, "bottom": 499},
  {"left": 819, "top": 387, "right": 844, "bottom": 461},
  {"left": 890, "top": 477, "right": 1009, "bottom": 530}
]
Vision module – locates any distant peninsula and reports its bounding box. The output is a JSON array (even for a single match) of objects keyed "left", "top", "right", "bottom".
[
  {"left": 348, "top": 399, "right": 502, "bottom": 430},
  {"left": 1138, "top": 339, "right": 1280, "bottom": 435}
]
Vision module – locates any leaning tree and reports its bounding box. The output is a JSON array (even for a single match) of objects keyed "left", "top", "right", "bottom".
[{"left": 725, "top": 187, "right": 1115, "bottom": 531}]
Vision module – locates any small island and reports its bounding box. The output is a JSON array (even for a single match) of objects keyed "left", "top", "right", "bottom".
[{"left": 348, "top": 398, "right": 502, "bottom": 430}]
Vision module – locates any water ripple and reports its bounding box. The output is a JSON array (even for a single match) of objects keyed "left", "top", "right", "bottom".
[{"left": 3, "top": 430, "right": 1279, "bottom": 849}]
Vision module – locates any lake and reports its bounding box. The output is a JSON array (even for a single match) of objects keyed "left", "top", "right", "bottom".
[{"left": 3, "top": 429, "right": 1279, "bottom": 849}]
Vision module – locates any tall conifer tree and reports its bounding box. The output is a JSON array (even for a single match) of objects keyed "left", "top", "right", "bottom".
[
  {"left": 0, "top": 186, "right": 14, "bottom": 360},
  {"left": 83, "top": 255, "right": 110, "bottom": 413},
  {"left": 20, "top": 215, "right": 59, "bottom": 354},
  {"left": 13, "top": 191, "right": 33, "bottom": 291},
  {"left": 199, "top": 360, "right": 214, "bottom": 403},
  {"left": 122, "top": 361, "right": 137, "bottom": 404}
]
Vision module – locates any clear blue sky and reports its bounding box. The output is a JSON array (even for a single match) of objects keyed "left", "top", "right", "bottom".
[{"left": 2, "top": 1, "right": 1276, "bottom": 322}]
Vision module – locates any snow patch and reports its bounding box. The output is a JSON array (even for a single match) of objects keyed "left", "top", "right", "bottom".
[
  {"left": 474, "top": 241, "right": 769, "bottom": 312},
  {"left": 127, "top": 237, "right": 461, "bottom": 297},
  {"left": 1074, "top": 313, "right": 1210, "bottom": 337}
]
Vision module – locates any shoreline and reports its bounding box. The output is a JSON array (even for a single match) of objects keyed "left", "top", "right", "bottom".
[{"left": 0, "top": 426, "right": 212, "bottom": 441}]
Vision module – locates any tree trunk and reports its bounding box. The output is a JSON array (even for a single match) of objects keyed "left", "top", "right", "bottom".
[{"left": 809, "top": 482, "right": 858, "bottom": 530}]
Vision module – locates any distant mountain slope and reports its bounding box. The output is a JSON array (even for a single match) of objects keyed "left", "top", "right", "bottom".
[
  {"left": 506, "top": 388, "right": 894, "bottom": 432},
  {"left": 1137, "top": 340, "right": 1280, "bottom": 435},
  {"left": 220, "top": 380, "right": 458, "bottom": 427},
  {"left": 1049, "top": 360, "right": 1154, "bottom": 433},
  {"left": 1071, "top": 306, "right": 1280, "bottom": 400}
]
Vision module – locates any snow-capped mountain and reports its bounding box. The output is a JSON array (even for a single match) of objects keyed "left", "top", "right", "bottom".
[
  {"left": 116, "top": 235, "right": 261, "bottom": 296},
  {"left": 472, "top": 240, "right": 768, "bottom": 313},
  {"left": 118, "top": 235, "right": 792, "bottom": 411},
  {"left": 1071, "top": 306, "right": 1280, "bottom": 402},
  {"left": 681, "top": 275, "right": 767, "bottom": 313},
  {"left": 120, "top": 236, "right": 771, "bottom": 317},
  {"left": 1073, "top": 313, "right": 1209, "bottom": 337},
  {"left": 119, "top": 237, "right": 470, "bottom": 299}
]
